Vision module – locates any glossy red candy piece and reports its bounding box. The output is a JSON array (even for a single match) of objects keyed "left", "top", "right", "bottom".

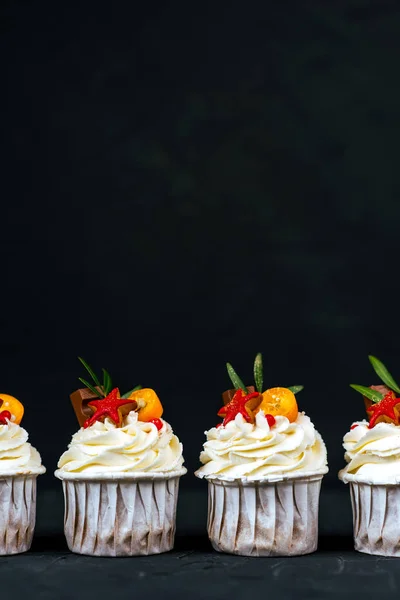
[
  {"left": 265, "top": 414, "right": 276, "bottom": 427},
  {"left": 0, "top": 410, "right": 11, "bottom": 425},
  {"left": 149, "top": 418, "right": 163, "bottom": 431}
]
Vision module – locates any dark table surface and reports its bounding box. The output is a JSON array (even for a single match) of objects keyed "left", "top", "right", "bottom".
[
  {"left": 0, "top": 486, "right": 400, "bottom": 600},
  {"left": 1, "top": 486, "right": 399, "bottom": 600},
  {"left": 3, "top": 535, "right": 400, "bottom": 600}
]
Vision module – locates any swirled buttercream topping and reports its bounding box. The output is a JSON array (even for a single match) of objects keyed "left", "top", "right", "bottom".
[
  {"left": 195, "top": 411, "right": 327, "bottom": 480},
  {"left": 0, "top": 421, "right": 45, "bottom": 475},
  {"left": 339, "top": 420, "right": 400, "bottom": 483},
  {"left": 57, "top": 411, "right": 184, "bottom": 475}
]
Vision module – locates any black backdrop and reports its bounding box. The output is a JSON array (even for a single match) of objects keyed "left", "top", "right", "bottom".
[{"left": 2, "top": 0, "right": 400, "bottom": 539}]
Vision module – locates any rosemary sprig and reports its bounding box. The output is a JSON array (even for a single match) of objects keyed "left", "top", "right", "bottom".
[
  {"left": 288, "top": 385, "right": 304, "bottom": 394},
  {"left": 78, "top": 357, "right": 102, "bottom": 387},
  {"left": 122, "top": 385, "right": 142, "bottom": 399},
  {"left": 77, "top": 357, "right": 143, "bottom": 400},
  {"left": 254, "top": 353, "right": 263, "bottom": 394},
  {"left": 226, "top": 362, "right": 247, "bottom": 393},
  {"left": 78, "top": 377, "right": 103, "bottom": 398},
  {"left": 350, "top": 384, "right": 384, "bottom": 403},
  {"left": 368, "top": 355, "right": 400, "bottom": 395},
  {"left": 226, "top": 354, "right": 303, "bottom": 397},
  {"left": 102, "top": 369, "right": 112, "bottom": 396},
  {"left": 78, "top": 357, "right": 106, "bottom": 397}
]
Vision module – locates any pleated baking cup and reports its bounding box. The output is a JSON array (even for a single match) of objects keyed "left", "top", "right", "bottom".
[
  {"left": 340, "top": 472, "right": 400, "bottom": 557},
  {"left": 0, "top": 473, "right": 44, "bottom": 555},
  {"left": 196, "top": 469, "right": 328, "bottom": 557},
  {"left": 54, "top": 469, "right": 187, "bottom": 557}
]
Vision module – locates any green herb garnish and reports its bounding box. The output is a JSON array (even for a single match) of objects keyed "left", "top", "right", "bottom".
[
  {"left": 254, "top": 353, "right": 263, "bottom": 393},
  {"left": 102, "top": 369, "right": 113, "bottom": 396},
  {"left": 78, "top": 357, "right": 106, "bottom": 397},
  {"left": 227, "top": 354, "right": 303, "bottom": 397},
  {"left": 78, "top": 377, "right": 103, "bottom": 398},
  {"left": 350, "top": 384, "right": 384, "bottom": 403},
  {"left": 226, "top": 362, "right": 247, "bottom": 393},
  {"left": 121, "top": 385, "right": 142, "bottom": 399},
  {"left": 77, "top": 357, "right": 142, "bottom": 400},
  {"left": 288, "top": 385, "right": 304, "bottom": 394},
  {"left": 368, "top": 355, "right": 400, "bottom": 395},
  {"left": 78, "top": 357, "right": 102, "bottom": 388}
]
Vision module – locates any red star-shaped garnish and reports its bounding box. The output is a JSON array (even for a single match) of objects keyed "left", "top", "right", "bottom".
[
  {"left": 217, "top": 389, "right": 261, "bottom": 427},
  {"left": 368, "top": 391, "right": 400, "bottom": 428},
  {"left": 84, "top": 388, "right": 136, "bottom": 428}
]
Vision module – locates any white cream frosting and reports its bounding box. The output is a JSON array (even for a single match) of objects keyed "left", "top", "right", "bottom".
[
  {"left": 195, "top": 411, "right": 328, "bottom": 481},
  {"left": 0, "top": 421, "right": 45, "bottom": 475},
  {"left": 339, "top": 420, "right": 400, "bottom": 484},
  {"left": 56, "top": 411, "right": 185, "bottom": 477}
]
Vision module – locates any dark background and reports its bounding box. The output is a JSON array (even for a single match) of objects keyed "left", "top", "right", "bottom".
[{"left": 3, "top": 1, "right": 400, "bottom": 596}]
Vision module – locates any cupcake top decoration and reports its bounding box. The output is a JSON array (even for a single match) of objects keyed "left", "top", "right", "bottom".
[
  {"left": 71, "top": 357, "right": 163, "bottom": 429},
  {"left": 0, "top": 393, "right": 45, "bottom": 476},
  {"left": 196, "top": 353, "right": 327, "bottom": 481},
  {"left": 218, "top": 353, "right": 303, "bottom": 428},
  {"left": 57, "top": 357, "right": 185, "bottom": 477},
  {"left": 339, "top": 355, "right": 400, "bottom": 485},
  {"left": 341, "top": 357, "right": 400, "bottom": 557},
  {"left": 350, "top": 355, "right": 400, "bottom": 428},
  {"left": 0, "top": 394, "right": 24, "bottom": 425}
]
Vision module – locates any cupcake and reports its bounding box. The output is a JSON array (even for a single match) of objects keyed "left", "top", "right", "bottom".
[
  {"left": 55, "top": 357, "right": 186, "bottom": 557},
  {"left": 0, "top": 393, "right": 45, "bottom": 555},
  {"left": 339, "top": 354, "right": 400, "bottom": 556},
  {"left": 195, "top": 354, "right": 328, "bottom": 557}
]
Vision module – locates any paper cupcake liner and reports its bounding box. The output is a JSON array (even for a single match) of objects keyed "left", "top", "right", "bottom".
[
  {"left": 349, "top": 482, "right": 400, "bottom": 556},
  {"left": 0, "top": 475, "right": 38, "bottom": 555},
  {"left": 206, "top": 474, "right": 324, "bottom": 556},
  {"left": 58, "top": 471, "right": 185, "bottom": 556}
]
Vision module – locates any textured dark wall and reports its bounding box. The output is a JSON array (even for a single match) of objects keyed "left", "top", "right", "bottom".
[{"left": 2, "top": 0, "right": 400, "bottom": 534}]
